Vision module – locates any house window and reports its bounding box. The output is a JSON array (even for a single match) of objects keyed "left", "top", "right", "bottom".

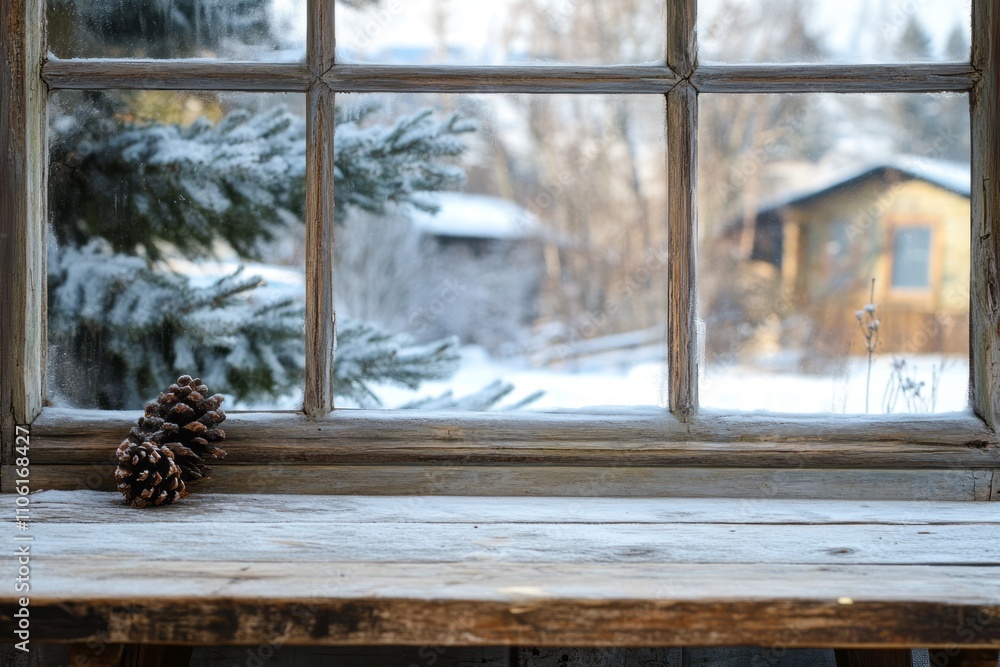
[
  {"left": 3, "top": 0, "right": 999, "bottom": 484},
  {"left": 891, "top": 227, "right": 933, "bottom": 289}
]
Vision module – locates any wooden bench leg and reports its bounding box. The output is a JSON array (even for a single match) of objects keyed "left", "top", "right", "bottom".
[
  {"left": 834, "top": 649, "right": 914, "bottom": 667},
  {"left": 69, "top": 644, "right": 193, "bottom": 667},
  {"left": 928, "top": 649, "right": 1000, "bottom": 666}
]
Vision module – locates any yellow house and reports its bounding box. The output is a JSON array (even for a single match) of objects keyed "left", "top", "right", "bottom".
[{"left": 744, "top": 160, "right": 970, "bottom": 356}]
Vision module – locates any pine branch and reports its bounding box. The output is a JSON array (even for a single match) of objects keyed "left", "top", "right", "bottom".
[
  {"left": 51, "top": 99, "right": 474, "bottom": 257},
  {"left": 335, "top": 320, "right": 461, "bottom": 407},
  {"left": 49, "top": 240, "right": 465, "bottom": 410},
  {"left": 48, "top": 239, "right": 305, "bottom": 409},
  {"left": 48, "top": 98, "right": 478, "bottom": 409},
  {"left": 50, "top": 102, "right": 306, "bottom": 262},
  {"left": 333, "top": 108, "right": 476, "bottom": 224},
  {"left": 48, "top": 0, "right": 275, "bottom": 58}
]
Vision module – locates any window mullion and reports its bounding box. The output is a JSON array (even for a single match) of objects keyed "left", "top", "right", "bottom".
[
  {"left": 692, "top": 64, "right": 977, "bottom": 94},
  {"left": 666, "top": 84, "right": 698, "bottom": 421},
  {"left": 666, "top": 0, "right": 699, "bottom": 421},
  {"left": 971, "top": 0, "right": 1000, "bottom": 432},
  {"left": 304, "top": 0, "right": 337, "bottom": 416},
  {"left": 309, "top": 0, "right": 336, "bottom": 76},
  {"left": 40, "top": 61, "right": 311, "bottom": 92},
  {"left": 321, "top": 65, "right": 678, "bottom": 94},
  {"left": 666, "top": 0, "right": 697, "bottom": 79}
]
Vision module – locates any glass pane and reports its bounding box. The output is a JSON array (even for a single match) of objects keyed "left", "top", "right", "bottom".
[
  {"left": 700, "top": 0, "right": 971, "bottom": 64},
  {"left": 335, "top": 0, "right": 665, "bottom": 65},
  {"left": 48, "top": 0, "right": 307, "bottom": 60},
  {"left": 333, "top": 93, "right": 667, "bottom": 410},
  {"left": 48, "top": 90, "right": 307, "bottom": 410},
  {"left": 698, "top": 93, "right": 970, "bottom": 414}
]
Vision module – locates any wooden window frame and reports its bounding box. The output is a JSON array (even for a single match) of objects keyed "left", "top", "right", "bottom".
[{"left": 2, "top": 0, "right": 999, "bottom": 498}]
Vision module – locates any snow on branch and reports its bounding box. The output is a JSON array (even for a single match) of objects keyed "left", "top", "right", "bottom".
[{"left": 333, "top": 107, "right": 476, "bottom": 224}]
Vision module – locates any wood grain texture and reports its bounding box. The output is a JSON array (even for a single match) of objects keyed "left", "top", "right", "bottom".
[
  {"left": 26, "top": 408, "right": 1000, "bottom": 468},
  {"left": 666, "top": 83, "right": 698, "bottom": 420},
  {"left": 14, "top": 597, "right": 1000, "bottom": 649},
  {"left": 7, "top": 466, "right": 987, "bottom": 500},
  {"left": 11, "top": 492, "right": 1000, "bottom": 567},
  {"left": 321, "top": 65, "right": 678, "bottom": 93},
  {"left": 24, "top": 522, "right": 1000, "bottom": 566},
  {"left": 1, "top": 493, "right": 999, "bottom": 648},
  {"left": 37, "top": 61, "right": 979, "bottom": 95},
  {"left": 0, "top": 0, "right": 45, "bottom": 471},
  {"left": 308, "top": 0, "right": 335, "bottom": 75},
  {"left": 303, "top": 83, "right": 336, "bottom": 416},
  {"left": 41, "top": 59, "right": 312, "bottom": 91},
  {"left": 26, "top": 492, "right": 1000, "bottom": 525},
  {"left": 974, "top": 470, "right": 996, "bottom": 501},
  {"left": 20, "top": 558, "right": 1000, "bottom": 611},
  {"left": 666, "top": 0, "right": 697, "bottom": 77},
  {"left": 970, "top": 0, "right": 1000, "bottom": 433},
  {"left": 693, "top": 64, "right": 977, "bottom": 93}
]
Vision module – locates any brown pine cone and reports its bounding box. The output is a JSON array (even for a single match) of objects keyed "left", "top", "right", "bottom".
[
  {"left": 115, "top": 441, "right": 189, "bottom": 508},
  {"left": 127, "top": 375, "right": 227, "bottom": 484}
]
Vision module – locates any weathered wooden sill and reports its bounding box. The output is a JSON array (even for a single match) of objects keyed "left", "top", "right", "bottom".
[
  {"left": 9, "top": 407, "right": 999, "bottom": 500},
  {"left": 25, "top": 407, "right": 1000, "bottom": 467},
  {"left": 2, "top": 492, "right": 998, "bottom": 649}
]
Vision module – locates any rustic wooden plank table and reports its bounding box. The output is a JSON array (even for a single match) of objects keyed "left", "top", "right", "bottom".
[{"left": 2, "top": 491, "right": 998, "bottom": 656}]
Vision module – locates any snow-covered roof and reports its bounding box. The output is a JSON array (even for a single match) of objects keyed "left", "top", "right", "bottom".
[
  {"left": 755, "top": 156, "right": 970, "bottom": 217},
  {"left": 408, "top": 192, "right": 538, "bottom": 241}
]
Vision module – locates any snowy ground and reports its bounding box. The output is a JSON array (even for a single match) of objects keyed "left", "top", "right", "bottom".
[
  {"left": 365, "top": 346, "right": 968, "bottom": 415},
  {"left": 701, "top": 354, "right": 968, "bottom": 415},
  {"left": 371, "top": 346, "right": 670, "bottom": 411},
  {"left": 177, "top": 260, "right": 968, "bottom": 416}
]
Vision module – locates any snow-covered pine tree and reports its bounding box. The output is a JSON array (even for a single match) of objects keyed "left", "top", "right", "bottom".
[
  {"left": 48, "top": 91, "right": 475, "bottom": 409},
  {"left": 48, "top": 0, "right": 275, "bottom": 58},
  {"left": 48, "top": 0, "right": 381, "bottom": 58}
]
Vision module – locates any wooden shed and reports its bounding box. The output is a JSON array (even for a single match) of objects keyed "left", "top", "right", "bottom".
[{"left": 740, "top": 159, "right": 970, "bottom": 356}]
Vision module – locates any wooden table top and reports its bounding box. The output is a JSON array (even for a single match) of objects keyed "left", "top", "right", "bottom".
[{"left": 3, "top": 491, "right": 999, "bottom": 648}]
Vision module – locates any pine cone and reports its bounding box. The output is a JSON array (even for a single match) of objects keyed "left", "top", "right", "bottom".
[
  {"left": 115, "top": 441, "right": 189, "bottom": 508},
  {"left": 126, "top": 375, "right": 228, "bottom": 484}
]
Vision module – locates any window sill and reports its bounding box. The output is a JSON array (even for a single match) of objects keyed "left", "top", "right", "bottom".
[
  {"left": 10, "top": 406, "right": 999, "bottom": 501},
  {"left": 6, "top": 491, "right": 1000, "bottom": 648}
]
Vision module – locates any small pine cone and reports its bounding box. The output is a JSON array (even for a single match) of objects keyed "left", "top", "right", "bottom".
[
  {"left": 127, "top": 375, "right": 228, "bottom": 484},
  {"left": 115, "top": 441, "right": 188, "bottom": 508}
]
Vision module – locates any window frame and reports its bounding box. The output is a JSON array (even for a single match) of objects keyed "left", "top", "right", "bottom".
[{"left": 2, "top": 0, "right": 999, "bottom": 497}]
